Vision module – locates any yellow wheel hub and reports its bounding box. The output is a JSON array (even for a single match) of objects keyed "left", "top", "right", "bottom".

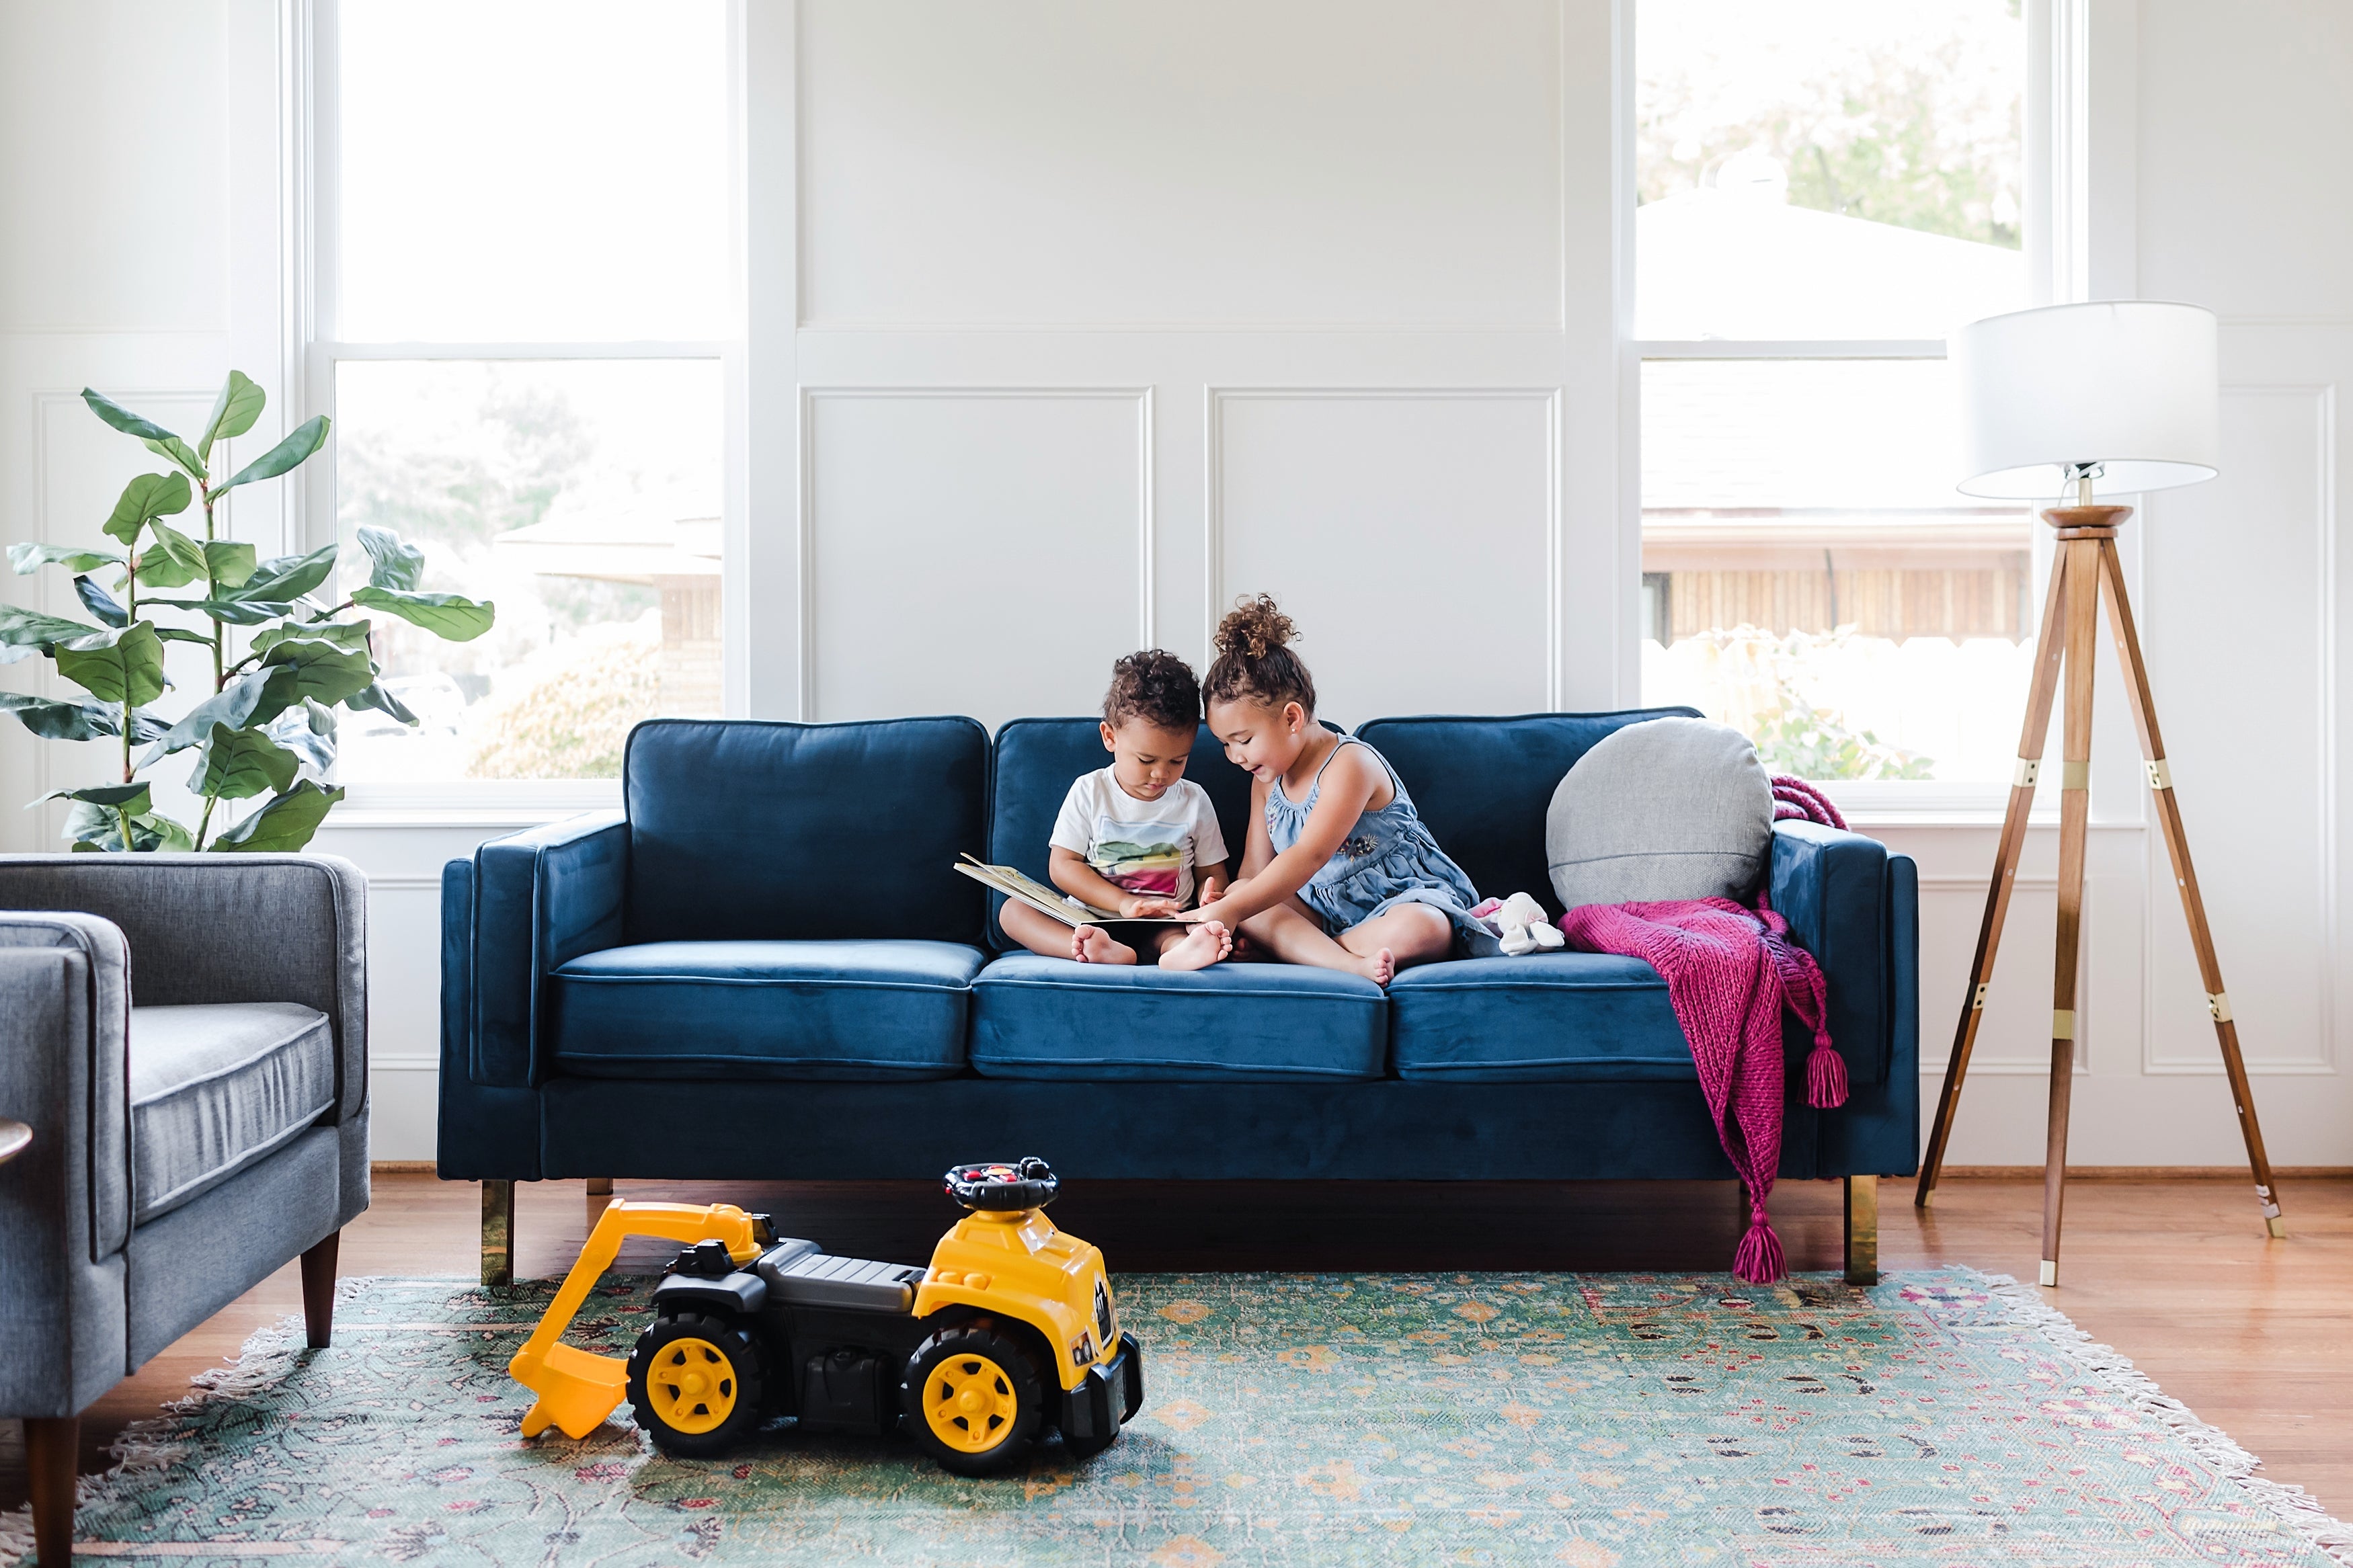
[
  {"left": 923, "top": 1352, "right": 1019, "bottom": 1453},
  {"left": 646, "top": 1337, "right": 740, "bottom": 1435}
]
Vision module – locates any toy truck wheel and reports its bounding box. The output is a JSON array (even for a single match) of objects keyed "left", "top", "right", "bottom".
[
  {"left": 626, "top": 1313, "right": 766, "bottom": 1458},
  {"left": 904, "top": 1321, "right": 1044, "bottom": 1476}
]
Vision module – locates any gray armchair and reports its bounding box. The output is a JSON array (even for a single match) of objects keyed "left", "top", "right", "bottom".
[{"left": 0, "top": 855, "right": 369, "bottom": 1567}]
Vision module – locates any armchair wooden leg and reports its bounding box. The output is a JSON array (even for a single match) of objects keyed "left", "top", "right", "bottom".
[
  {"left": 586, "top": 1177, "right": 614, "bottom": 1229},
  {"left": 1844, "top": 1175, "right": 1880, "bottom": 1287},
  {"left": 25, "top": 1415, "right": 77, "bottom": 1567},
  {"left": 481, "top": 1179, "right": 514, "bottom": 1288},
  {"left": 301, "top": 1231, "right": 341, "bottom": 1349}
]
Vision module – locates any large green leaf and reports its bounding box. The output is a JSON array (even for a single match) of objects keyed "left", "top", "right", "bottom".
[
  {"left": 143, "top": 435, "right": 205, "bottom": 481},
  {"left": 344, "top": 678, "right": 418, "bottom": 725},
  {"left": 73, "top": 575, "right": 128, "bottom": 628},
  {"left": 9, "top": 542, "right": 122, "bottom": 575},
  {"left": 0, "top": 604, "right": 99, "bottom": 663},
  {"left": 101, "top": 472, "right": 192, "bottom": 544},
  {"left": 53, "top": 622, "right": 166, "bottom": 706},
  {"left": 350, "top": 585, "right": 495, "bottom": 642},
  {"left": 259, "top": 634, "right": 376, "bottom": 705},
  {"left": 153, "top": 625, "right": 215, "bottom": 646},
  {"left": 132, "top": 552, "right": 203, "bottom": 589},
  {"left": 252, "top": 618, "right": 370, "bottom": 657},
  {"left": 198, "top": 371, "right": 265, "bottom": 462},
  {"left": 63, "top": 800, "right": 193, "bottom": 854},
  {"left": 356, "top": 525, "right": 426, "bottom": 591},
  {"left": 266, "top": 700, "right": 337, "bottom": 776},
  {"left": 83, "top": 390, "right": 191, "bottom": 450},
  {"left": 202, "top": 540, "right": 257, "bottom": 587},
  {"left": 211, "top": 779, "right": 345, "bottom": 852},
  {"left": 176, "top": 597, "right": 292, "bottom": 625},
  {"left": 216, "top": 415, "right": 329, "bottom": 495},
  {"left": 0, "top": 692, "right": 157, "bottom": 741},
  {"left": 188, "top": 723, "right": 301, "bottom": 801},
  {"left": 145, "top": 521, "right": 208, "bottom": 579},
  {"left": 231, "top": 543, "right": 338, "bottom": 604},
  {"left": 45, "top": 781, "right": 151, "bottom": 811},
  {"left": 140, "top": 667, "right": 292, "bottom": 764}
]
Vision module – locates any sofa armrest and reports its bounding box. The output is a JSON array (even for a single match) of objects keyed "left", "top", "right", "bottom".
[
  {"left": 461, "top": 812, "right": 627, "bottom": 1088},
  {"left": 0, "top": 913, "right": 137, "bottom": 1413},
  {"left": 0, "top": 855, "right": 368, "bottom": 1124},
  {"left": 1769, "top": 821, "right": 1897, "bottom": 1086}
]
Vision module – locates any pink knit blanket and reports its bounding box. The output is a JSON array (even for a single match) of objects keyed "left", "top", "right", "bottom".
[{"left": 1555, "top": 897, "right": 1844, "bottom": 1283}]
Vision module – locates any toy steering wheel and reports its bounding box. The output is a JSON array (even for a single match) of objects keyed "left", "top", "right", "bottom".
[{"left": 945, "top": 1157, "right": 1059, "bottom": 1212}]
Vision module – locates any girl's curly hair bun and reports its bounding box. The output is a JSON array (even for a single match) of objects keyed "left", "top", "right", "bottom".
[
  {"left": 1213, "top": 593, "right": 1298, "bottom": 661},
  {"left": 1204, "top": 593, "right": 1316, "bottom": 713}
]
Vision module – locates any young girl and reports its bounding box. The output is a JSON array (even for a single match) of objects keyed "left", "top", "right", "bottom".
[
  {"left": 1181, "top": 595, "right": 1484, "bottom": 986},
  {"left": 998, "top": 649, "right": 1236, "bottom": 971}
]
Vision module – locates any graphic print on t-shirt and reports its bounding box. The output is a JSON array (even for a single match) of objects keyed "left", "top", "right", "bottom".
[{"left": 1088, "top": 822, "right": 1185, "bottom": 897}]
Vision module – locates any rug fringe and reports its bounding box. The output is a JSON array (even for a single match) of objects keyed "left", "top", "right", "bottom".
[
  {"left": 1975, "top": 1269, "right": 2353, "bottom": 1566},
  {"left": 0, "top": 1307, "right": 317, "bottom": 1568}
]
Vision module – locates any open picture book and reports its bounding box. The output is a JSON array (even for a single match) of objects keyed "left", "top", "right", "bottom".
[{"left": 953, "top": 854, "right": 1187, "bottom": 929}]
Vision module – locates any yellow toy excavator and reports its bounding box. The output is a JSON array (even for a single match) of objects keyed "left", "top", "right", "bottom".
[{"left": 507, "top": 1157, "right": 1142, "bottom": 1475}]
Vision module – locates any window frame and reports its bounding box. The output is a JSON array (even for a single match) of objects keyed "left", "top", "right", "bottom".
[
  {"left": 1620, "top": 0, "right": 2088, "bottom": 819},
  {"left": 292, "top": 0, "right": 751, "bottom": 813}
]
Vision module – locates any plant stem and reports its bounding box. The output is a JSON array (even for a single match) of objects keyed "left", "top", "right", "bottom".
[
  {"left": 202, "top": 483, "right": 224, "bottom": 695},
  {"left": 118, "top": 547, "right": 138, "bottom": 850},
  {"left": 195, "top": 792, "right": 216, "bottom": 852}
]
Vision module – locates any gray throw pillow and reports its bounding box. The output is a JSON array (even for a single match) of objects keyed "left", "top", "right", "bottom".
[{"left": 1546, "top": 718, "right": 1773, "bottom": 908}]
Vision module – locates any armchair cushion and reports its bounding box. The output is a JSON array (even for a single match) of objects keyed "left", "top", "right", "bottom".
[
  {"left": 549, "top": 940, "right": 984, "bottom": 1080},
  {"left": 128, "top": 1003, "right": 335, "bottom": 1226}
]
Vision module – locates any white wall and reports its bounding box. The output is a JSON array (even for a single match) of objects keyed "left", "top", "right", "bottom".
[{"left": 5, "top": 0, "right": 2350, "bottom": 1176}]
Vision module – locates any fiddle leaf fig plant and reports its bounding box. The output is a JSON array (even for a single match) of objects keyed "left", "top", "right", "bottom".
[{"left": 3, "top": 372, "right": 496, "bottom": 852}]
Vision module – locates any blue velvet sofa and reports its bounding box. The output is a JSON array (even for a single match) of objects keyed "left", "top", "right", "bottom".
[{"left": 439, "top": 711, "right": 1917, "bottom": 1284}]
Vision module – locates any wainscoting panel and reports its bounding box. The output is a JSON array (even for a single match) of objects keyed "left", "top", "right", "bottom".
[
  {"left": 2139, "top": 384, "right": 2336, "bottom": 1074},
  {"left": 1915, "top": 875, "right": 2075, "bottom": 1077},
  {"left": 795, "top": 0, "right": 1564, "bottom": 328},
  {"left": 801, "top": 388, "right": 1150, "bottom": 731},
  {"left": 1208, "top": 389, "right": 1558, "bottom": 721}
]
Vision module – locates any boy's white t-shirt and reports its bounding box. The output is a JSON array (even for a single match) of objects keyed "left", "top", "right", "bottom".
[{"left": 1049, "top": 769, "right": 1228, "bottom": 908}]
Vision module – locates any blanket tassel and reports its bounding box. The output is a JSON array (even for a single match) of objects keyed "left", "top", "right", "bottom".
[
  {"left": 1733, "top": 1205, "right": 1787, "bottom": 1285},
  {"left": 1805, "top": 1032, "right": 1848, "bottom": 1110}
]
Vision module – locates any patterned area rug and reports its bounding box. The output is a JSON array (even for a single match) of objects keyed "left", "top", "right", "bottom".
[{"left": 5, "top": 1267, "right": 2348, "bottom": 1566}]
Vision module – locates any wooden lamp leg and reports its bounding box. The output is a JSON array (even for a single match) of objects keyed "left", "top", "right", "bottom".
[
  {"left": 1919, "top": 539, "right": 2075, "bottom": 1208},
  {"left": 2040, "top": 536, "right": 2103, "bottom": 1286},
  {"left": 25, "top": 1415, "right": 77, "bottom": 1567},
  {"left": 2096, "top": 539, "right": 2286, "bottom": 1237}
]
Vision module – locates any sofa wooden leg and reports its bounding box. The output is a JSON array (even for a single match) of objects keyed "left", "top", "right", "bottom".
[
  {"left": 481, "top": 1180, "right": 514, "bottom": 1288},
  {"left": 1844, "top": 1175, "right": 1880, "bottom": 1287},
  {"left": 586, "top": 1177, "right": 614, "bottom": 1229},
  {"left": 300, "top": 1231, "right": 341, "bottom": 1349},
  {"left": 26, "top": 1414, "right": 77, "bottom": 1567}
]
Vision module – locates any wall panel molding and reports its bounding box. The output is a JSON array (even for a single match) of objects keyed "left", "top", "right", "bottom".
[{"left": 795, "top": 384, "right": 1152, "bottom": 723}]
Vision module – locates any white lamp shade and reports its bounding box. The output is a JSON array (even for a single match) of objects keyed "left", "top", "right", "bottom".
[{"left": 1950, "top": 300, "right": 2221, "bottom": 499}]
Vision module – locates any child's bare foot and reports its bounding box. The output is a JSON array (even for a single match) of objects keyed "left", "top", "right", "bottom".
[
  {"left": 1343, "top": 947, "right": 1396, "bottom": 987},
  {"left": 1157, "top": 921, "right": 1232, "bottom": 971},
  {"left": 1072, "top": 925, "right": 1139, "bottom": 965}
]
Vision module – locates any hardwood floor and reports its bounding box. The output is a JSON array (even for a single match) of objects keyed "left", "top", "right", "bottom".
[{"left": 5, "top": 1171, "right": 2348, "bottom": 1521}]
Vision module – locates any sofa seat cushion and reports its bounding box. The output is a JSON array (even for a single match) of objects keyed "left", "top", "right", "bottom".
[
  {"left": 550, "top": 940, "right": 985, "bottom": 1081},
  {"left": 128, "top": 1002, "right": 336, "bottom": 1226},
  {"left": 1387, "top": 954, "right": 1698, "bottom": 1082},
  {"left": 970, "top": 954, "right": 1387, "bottom": 1081}
]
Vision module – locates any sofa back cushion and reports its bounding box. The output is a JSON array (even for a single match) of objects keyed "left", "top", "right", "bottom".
[
  {"left": 987, "top": 718, "right": 1260, "bottom": 946},
  {"left": 1353, "top": 709, "right": 1699, "bottom": 915},
  {"left": 623, "top": 717, "right": 991, "bottom": 944}
]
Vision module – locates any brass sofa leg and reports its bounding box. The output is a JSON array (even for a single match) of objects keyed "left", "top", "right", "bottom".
[
  {"left": 26, "top": 1414, "right": 77, "bottom": 1567},
  {"left": 301, "top": 1231, "right": 341, "bottom": 1348},
  {"left": 1844, "top": 1175, "right": 1879, "bottom": 1286},
  {"left": 482, "top": 1180, "right": 514, "bottom": 1287}
]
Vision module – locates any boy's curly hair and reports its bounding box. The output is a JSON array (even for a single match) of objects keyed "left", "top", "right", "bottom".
[
  {"left": 1203, "top": 593, "right": 1316, "bottom": 714},
  {"left": 1103, "top": 649, "right": 1202, "bottom": 732}
]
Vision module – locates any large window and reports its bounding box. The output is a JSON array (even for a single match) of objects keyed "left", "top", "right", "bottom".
[
  {"left": 319, "top": 0, "right": 735, "bottom": 785},
  {"left": 1636, "top": 0, "right": 2044, "bottom": 788}
]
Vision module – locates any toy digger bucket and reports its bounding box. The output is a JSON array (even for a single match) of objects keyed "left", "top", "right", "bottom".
[{"left": 508, "top": 1200, "right": 765, "bottom": 1440}]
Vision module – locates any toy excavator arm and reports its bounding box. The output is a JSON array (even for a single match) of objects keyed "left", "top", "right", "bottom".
[{"left": 509, "top": 1201, "right": 764, "bottom": 1440}]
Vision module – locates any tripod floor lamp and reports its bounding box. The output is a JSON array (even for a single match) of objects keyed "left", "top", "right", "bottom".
[{"left": 1915, "top": 300, "right": 2284, "bottom": 1286}]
